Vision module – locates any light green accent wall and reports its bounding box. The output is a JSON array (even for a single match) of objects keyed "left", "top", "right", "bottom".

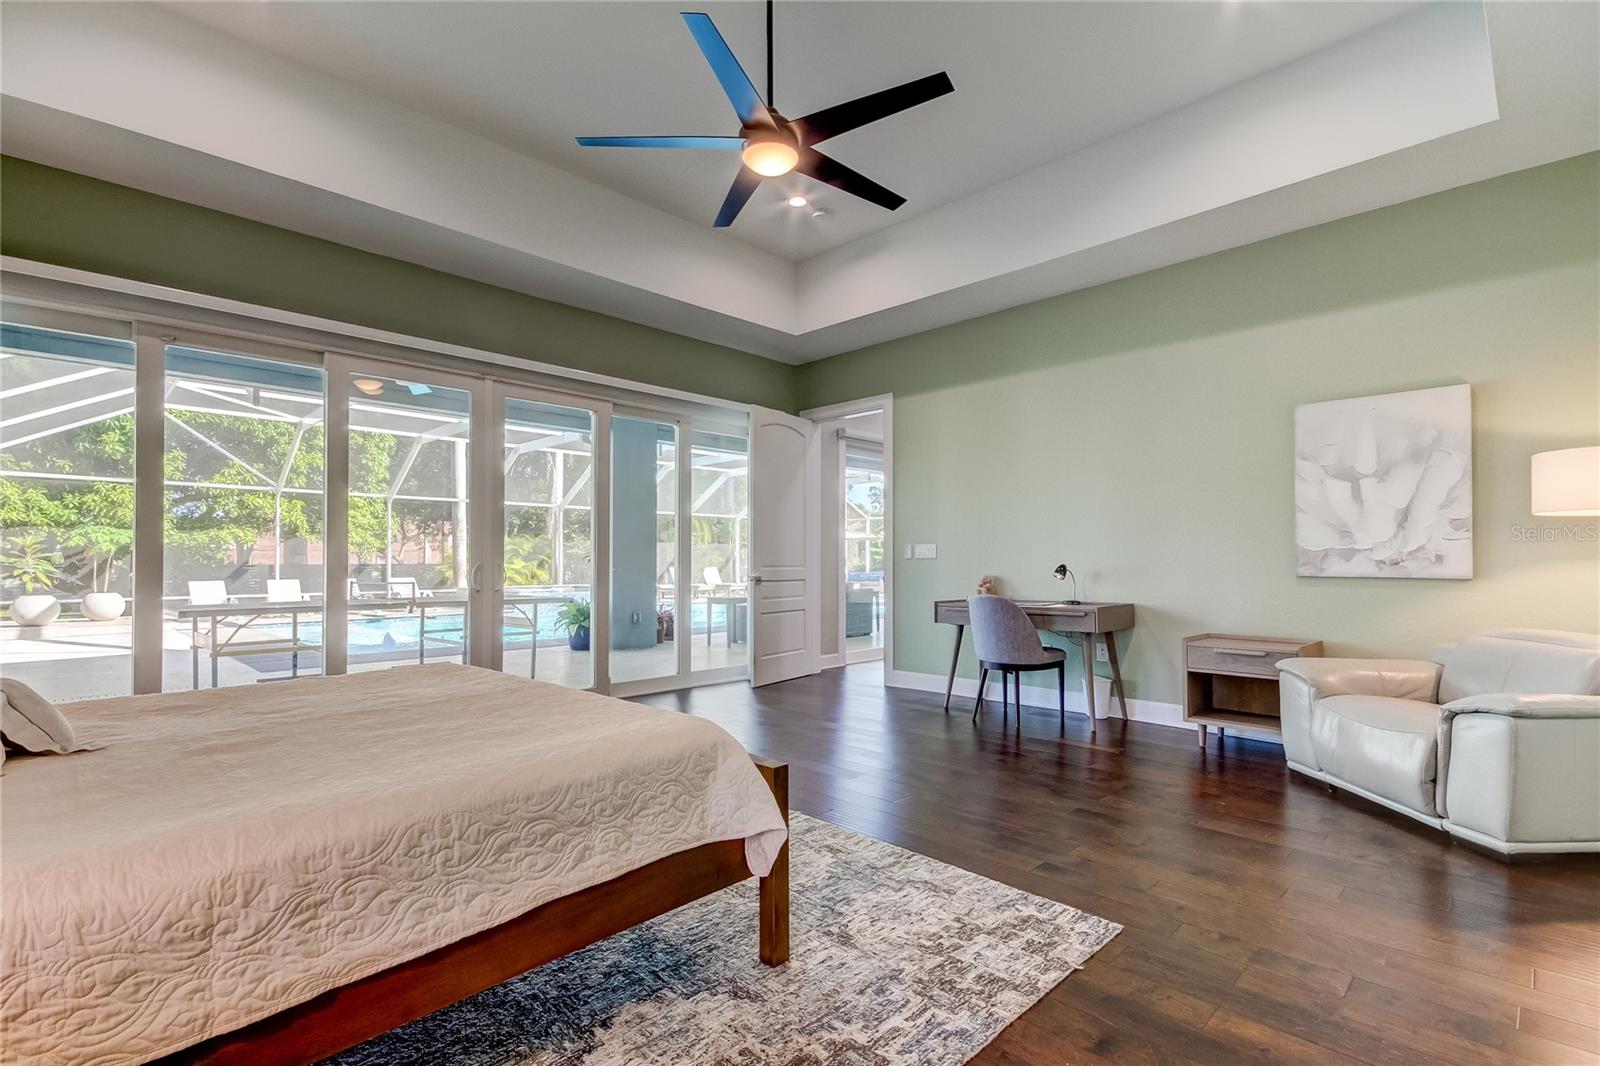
[
  {"left": 0, "top": 156, "right": 797, "bottom": 410},
  {"left": 799, "top": 154, "right": 1600, "bottom": 706}
]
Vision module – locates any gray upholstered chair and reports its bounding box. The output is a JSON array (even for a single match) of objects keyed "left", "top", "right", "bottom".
[{"left": 967, "top": 595, "right": 1067, "bottom": 730}]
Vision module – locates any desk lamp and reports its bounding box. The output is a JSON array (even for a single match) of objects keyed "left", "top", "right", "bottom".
[{"left": 1052, "top": 564, "right": 1082, "bottom": 605}]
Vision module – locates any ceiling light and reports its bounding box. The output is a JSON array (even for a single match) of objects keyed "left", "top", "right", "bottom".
[
  {"left": 741, "top": 129, "right": 799, "bottom": 177},
  {"left": 811, "top": 209, "right": 828, "bottom": 219},
  {"left": 787, "top": 195, "right": 808, "bottom": 208},
  {"left": 352, "top": 378, "right": 385, "bottom": 396}
]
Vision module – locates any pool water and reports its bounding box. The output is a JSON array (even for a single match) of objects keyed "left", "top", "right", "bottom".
[{"left": 258, "top": 602, "right": 730, "bottom": 651}]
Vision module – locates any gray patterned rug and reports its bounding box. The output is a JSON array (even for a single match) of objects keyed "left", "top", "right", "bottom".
[{"left": 328, "top": 814, "right": 1120, "bottom": 1066}]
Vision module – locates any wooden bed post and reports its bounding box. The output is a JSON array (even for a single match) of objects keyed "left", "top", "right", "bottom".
[{"left": 754, "top": 758, "right": 790, "bottom": 966}]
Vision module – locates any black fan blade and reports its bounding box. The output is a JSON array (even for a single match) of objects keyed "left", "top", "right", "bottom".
[
  {"left": 796, "top": 148, "right": 905, "bottom": 211},
  {"left": 714, "top": 167, "right": 763, "bottom": 228},
  {"left": 576, "top": 136, "right": 746, "bottom": 150},
  {"left": 791, "top": 72, "right": 953, "bottom": 146},
  {"left": 681, "top": 13, "right": 777, "bottom": 131}
]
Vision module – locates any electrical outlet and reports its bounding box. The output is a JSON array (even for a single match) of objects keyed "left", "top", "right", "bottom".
[
  {"left": 631, "top": 610, "right": 641, "bottom": 625},
  {"left": 1096, "top": 642, "right": 1109, "bottom": 663}
]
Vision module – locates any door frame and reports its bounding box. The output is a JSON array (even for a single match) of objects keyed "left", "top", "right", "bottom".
[{"left": 799, "top": 394, "right": 894, "bottom": 679}]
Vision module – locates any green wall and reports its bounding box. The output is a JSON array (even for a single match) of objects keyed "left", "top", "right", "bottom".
[
  {"left": 0, "top": 156, "right": 796, "bottom": 409},
  {"left": 799, "top": 153, "right": 1600, "bottom": 708}
]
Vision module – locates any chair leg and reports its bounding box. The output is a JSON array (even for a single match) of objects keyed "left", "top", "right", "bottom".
[
  {"left": 973, "top": 666, "right": 988, "bottom": 721},
  {"left": 1014, "top": 672, "right": 1022, "bottom": 734},
  {"left": 1000, "top": 669, "right": 1009, "bottom": 722}
]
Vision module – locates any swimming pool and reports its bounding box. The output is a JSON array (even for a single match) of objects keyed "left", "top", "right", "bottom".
[{"left": 257, "top": 602, "right": 731, "bottom": 651}]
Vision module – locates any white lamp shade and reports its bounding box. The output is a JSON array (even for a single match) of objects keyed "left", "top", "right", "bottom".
[{"left": 1531, "top": 446, "right": 1600, "bottom": 516}]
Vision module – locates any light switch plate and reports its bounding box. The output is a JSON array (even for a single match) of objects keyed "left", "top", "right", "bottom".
[
  {"left": 913, "top": 543, "right": 938, "bottom": 560},
  {"left": 904, "top": 544, "right": 913, "bottom": 559}
]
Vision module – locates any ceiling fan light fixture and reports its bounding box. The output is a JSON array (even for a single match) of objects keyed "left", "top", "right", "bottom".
[{"left": 741, "top": 128, "right": 799, "bottom": 177}]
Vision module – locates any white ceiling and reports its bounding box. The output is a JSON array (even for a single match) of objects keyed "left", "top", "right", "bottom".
[
  {"left": 1, "top": 2, "right": 1596, "bottom": 366},
  {"left": 162, "top": 1, "right": 1421, "bottom": 262}
]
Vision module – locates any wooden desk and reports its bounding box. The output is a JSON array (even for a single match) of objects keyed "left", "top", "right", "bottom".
[{"left": 934, "top": 600, "right": 1135, "bottom": 722}]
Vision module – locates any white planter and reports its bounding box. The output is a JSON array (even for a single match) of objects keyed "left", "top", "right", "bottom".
[
  {"left": 10, "top": 594, "right": 61, "bottom": 627},
  {"left": 80, "top": 591, "right": 128, "bottom": 621}
]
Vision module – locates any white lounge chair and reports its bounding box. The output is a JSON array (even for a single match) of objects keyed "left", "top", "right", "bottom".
[{"left": 266, "top": 579, "right": 315, "bottom": 602}]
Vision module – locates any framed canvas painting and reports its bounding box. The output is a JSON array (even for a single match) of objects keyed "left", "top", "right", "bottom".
[{"left": 1294, "top": 383, "right": 1472, "bottom": 579}]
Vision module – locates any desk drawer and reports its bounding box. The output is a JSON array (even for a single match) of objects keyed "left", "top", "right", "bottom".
[{"left": 1185, "top": 642, "right": 1298, "bottom": 678}]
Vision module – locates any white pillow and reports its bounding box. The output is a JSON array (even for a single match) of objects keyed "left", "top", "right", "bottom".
[{"left": 1, "top": 678, "right": 94, "bottom": 754}]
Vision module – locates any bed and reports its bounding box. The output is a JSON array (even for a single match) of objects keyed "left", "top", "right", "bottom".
[{"left": 0, "top": 665, "right": 790, "bottom": 1065}]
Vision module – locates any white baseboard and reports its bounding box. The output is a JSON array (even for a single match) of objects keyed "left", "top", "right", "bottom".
[
  {"left": 820, "top": 653, "right": 845, "bottom": 671},
  {"left": 885, "top": 668, "right": 1193, "bottom": 731}
]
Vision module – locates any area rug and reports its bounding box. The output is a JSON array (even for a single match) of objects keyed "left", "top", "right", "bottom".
[{"left": 328, "top": 813, "right": 1120, "bottom": 1066}]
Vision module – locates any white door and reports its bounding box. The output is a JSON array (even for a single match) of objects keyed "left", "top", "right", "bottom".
[{"left": 748, "top": 406, "right": 820, "bottom": 687}]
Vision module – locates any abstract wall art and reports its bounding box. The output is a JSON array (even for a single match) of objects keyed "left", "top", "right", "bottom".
[{"left": 1294, "top": 383, "right": 1472, "bottom": 579}]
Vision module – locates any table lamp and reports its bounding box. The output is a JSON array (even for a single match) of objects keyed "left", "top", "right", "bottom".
[
  {"left": 1052, "top": 564, "right": 1082, "bottom": 605},
  {"left": 1531, "top": 446, "right": 1600, "bottom": 517}
]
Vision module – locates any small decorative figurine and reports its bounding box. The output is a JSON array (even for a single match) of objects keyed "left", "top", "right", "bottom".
[{"left": 976, "top": 575, "right": 997, "bottom": 595}]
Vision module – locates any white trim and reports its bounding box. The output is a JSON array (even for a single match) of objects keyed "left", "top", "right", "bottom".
[
  {"left": 800, "top": 393, "right": 893, "bottom": 681},
  {"left": 819, "top": 652, "right": 845, "bottom": 671},
  {"left": 885, "top": 668, "right": 1192, "bottom": 731}
]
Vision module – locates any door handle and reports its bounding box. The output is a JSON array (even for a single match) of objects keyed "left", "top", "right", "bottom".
[
  {"left": 470, "top": 563, "right": 483, "bottom": 593},
  {"left": 496, "top": 563, "right": 506, "bottom": 589},
  {"left": 752, "top": 575, "right": 764, "bottom": 584}
]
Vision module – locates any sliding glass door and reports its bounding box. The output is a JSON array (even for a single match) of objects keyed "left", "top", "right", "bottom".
[
  {"left": 3, "top": 299, "right": 750, "bottom": 697},
  {"left": 326, "top": 358, "right": 487, "bottom": 677},
  {"left": 608, "top": 413, "right": 681, "bottom": 689},
  {"left": 0, "top": 318, "right": 138, "bottom": 702},
  {"left": 492, "top": 386, "right": 609, "bottom": 689},
  {"left": 163, "top": 342, "right": 326, "bottom": 690}
]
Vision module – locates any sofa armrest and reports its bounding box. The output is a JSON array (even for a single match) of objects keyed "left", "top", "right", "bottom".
[
  {"left": 1276, "top": 658, "right": 1441, "bottom": 774},
  {"left": 1441, "top": 693, "right": 1600, "bottom": 719},
  {"left": 1277, "top": 657, "right": 1442, "bottom": 702}
]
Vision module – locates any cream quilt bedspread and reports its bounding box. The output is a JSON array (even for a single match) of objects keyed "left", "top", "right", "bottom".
[{"left": 0, "top": 665, "right": 788, "bottom": 1065}]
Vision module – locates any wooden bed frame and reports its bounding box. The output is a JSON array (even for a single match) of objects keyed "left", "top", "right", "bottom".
[{"left": 161, "top": 758, "right": 790, "bottom": 1066}]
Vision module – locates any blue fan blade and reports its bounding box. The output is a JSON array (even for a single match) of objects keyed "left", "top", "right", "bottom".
[
  {"left": 680, "top": 13, "right": 773, "bottom": 130},
  {"left": 576, "top": 136, "right": 746, "bottom": 150},
  {"left": 714, "top": 167, "right": 762, "bottom": 228}
]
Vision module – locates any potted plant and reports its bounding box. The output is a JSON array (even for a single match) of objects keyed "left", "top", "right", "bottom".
[
  {"left": 65, "top": 525, "right": 132, "bottom": 621},
  {"left": 2, "top": 535, "right": 64, "bottom": 627},
  {"left": 556, "top": 599, "right": 591, "bottom": 651},
  {"left": 656, "top": 606, "right": 674, "bottom": 643}
]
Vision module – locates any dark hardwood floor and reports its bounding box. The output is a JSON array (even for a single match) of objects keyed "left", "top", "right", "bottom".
[{"left": 637, "top": 663, "right": 1600, "bottom": 1066}]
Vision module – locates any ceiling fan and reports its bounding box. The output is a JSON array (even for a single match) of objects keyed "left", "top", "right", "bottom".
[{"left": 576, "top": 1, "right": 954, "bottom": 228}]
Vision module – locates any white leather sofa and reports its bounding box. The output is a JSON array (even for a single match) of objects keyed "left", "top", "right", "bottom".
[{"left": 1278, "top": 629, "right": 1600, "bottom": 857}]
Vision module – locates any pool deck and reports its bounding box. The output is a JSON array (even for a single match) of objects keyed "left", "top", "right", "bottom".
[{"left": 0, "top": 618, "right": 745, "bottom": 701}]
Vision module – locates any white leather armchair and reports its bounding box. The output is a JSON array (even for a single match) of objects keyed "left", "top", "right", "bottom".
[{"left": 1279, "top": 629, "right": 1600, "bottom": 857}]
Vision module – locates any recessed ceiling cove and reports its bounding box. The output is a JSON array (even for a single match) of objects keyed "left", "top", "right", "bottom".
[{"left": 1, "top": 2, "right": 1596, "bottom": 362}]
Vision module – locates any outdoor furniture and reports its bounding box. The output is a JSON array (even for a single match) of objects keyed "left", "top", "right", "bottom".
[
  {"left": 845, "top": 586, "right": 878, "bottom": 639},
  {"left": 501, "top": 592, "right": 578, "bottom": 679},
  {"left": 387, "top": 578, "right": 433, "bottom": 602},
  {"left": 266, "top": 579, "right": 315, "bottom": 602},
  {"left": 700, "top": 567, "right": 748, "bottom": 647},
  {"left": 187, "top": 580, "right": 234, "bottom": 606},
  {"left": 180, "top": 584, "right": 320, "bottom": 688},
  {"left": 967, "top": 594, "right": 1068, "bottom": 731}
]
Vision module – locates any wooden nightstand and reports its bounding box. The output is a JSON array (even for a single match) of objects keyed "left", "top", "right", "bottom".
[{"left": 1183, "top": 633, "right": 1323, "bottom": 749}]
